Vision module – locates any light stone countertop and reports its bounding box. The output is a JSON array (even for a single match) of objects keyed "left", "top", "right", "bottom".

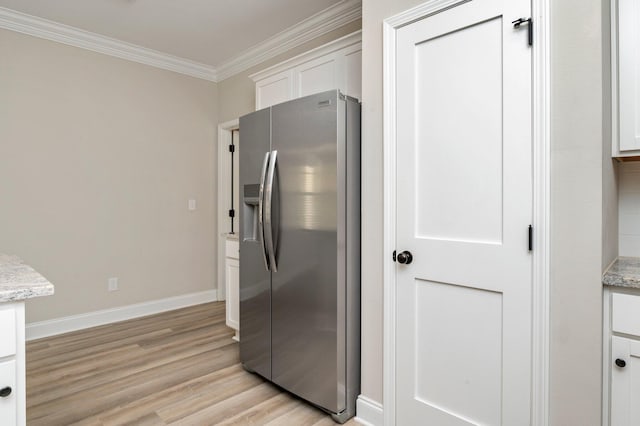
[
  {"left": 0, "top": 254, "right": 55, "bottom": 302},
  {"left": 603, "top": 257, "right": 640, "bottom": 289}
]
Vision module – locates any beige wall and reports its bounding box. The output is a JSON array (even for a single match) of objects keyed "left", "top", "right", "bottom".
[
  {"left": 549, "top": 0, "right": 606, "bottom": 424},
  {"left": 217, "top": 20, "right": 361, "bottom": 123},
  {"left": 0, "top": 29, "right": 218, "bottom": 323}
]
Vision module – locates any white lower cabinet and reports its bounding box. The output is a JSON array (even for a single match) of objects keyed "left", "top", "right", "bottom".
[
  {"left": 225, "top": 238, "right": 240, "bottom": 341},
  {"left": 0, "top": 302, "right": 24, "bottom": 426},
  {"left": 0, "top": 359, "right": 16, "bottom": 425},
  {"left": 605, "top": 290, "right": 640, "bottom": 425},
  {"left": 611, "top": 336, "right": 640, "bottom": 425}
]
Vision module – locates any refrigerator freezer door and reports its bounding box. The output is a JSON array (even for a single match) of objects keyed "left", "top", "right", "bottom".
[
  {"left": 270, "top": 90, "right": 346, "bottom": 413},
  {"left": 239, "top": 108, "right": 272, "bottom": 380}
]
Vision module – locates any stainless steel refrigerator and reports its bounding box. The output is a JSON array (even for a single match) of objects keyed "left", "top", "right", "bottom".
[{"left": 239, "top": 90, "right": 360, "bottom": 423}]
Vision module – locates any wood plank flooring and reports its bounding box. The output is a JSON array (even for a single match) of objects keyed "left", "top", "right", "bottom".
[{"left": 26, "top": 302, "right": 358, "bottom": 425}]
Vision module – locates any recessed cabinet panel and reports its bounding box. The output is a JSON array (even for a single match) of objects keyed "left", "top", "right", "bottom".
[
  {"left": 0, "top": 308, "right": 16, "bottom": 358},
  {"left": 618, "top": 0, "right": 640, "bottom": 152},
  {"left": 0, "top": 360, "right": 16, "bottom": 426},
  {"left": 298, "top": 57, "right": 337, "bottom": 98},
  {"left": 611, "top": 336, "right": 640, "bottom": 426},
  {"left": 613, "top": 0, "right": 640, "bottom": 156},
  {"left": 256, "top": 74, "right": 293, "bottom": 112},
  {"left": 612, "top": 293, "right": 640, "bottom": 336},
  {"left": 225, "top": 239, "right": 239, "bottom": 260},
  {"left": 225, "top": 258, "right": 240, "bottom": 332}
]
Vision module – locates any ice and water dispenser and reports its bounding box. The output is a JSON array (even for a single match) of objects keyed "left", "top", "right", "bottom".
[{"left": 242, "top": 184, "right": 260, "bottom": 241}]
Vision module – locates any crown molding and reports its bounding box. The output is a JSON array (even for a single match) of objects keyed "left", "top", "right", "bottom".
[
  {"left": 0, "top": 0, "right": 361, "bottom": 83},
  {"left": 215, "top": 0, "right": 362, "bottom": 81},
  {"left": 0, "top": 7, "right": 217, "bottom": 81}
]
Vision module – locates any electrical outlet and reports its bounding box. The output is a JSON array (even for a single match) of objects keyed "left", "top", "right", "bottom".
[
  {"left": 188, "top": 199, "right": 196, "bottom": 211},
  {"left": 108, "top": 277, "right": 119, "bottom": 292}
]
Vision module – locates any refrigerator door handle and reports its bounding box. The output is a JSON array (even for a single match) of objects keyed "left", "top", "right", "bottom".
[
  {"left": 264, "top": 150, "right": 278, "bottom": 272},
  {"left": 258, "top": 151, "right": 271, "bottom": 271}
]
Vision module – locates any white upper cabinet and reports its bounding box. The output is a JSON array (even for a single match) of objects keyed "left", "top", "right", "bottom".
[
  {"left": 613, "top": 0, "right": 640, "bottom": 156},
  {"left": 255, "top": 72, "right": 294, "bottom": 111},
  {"left": 251, "top": 31, "right": 361, "bottom": 110}
]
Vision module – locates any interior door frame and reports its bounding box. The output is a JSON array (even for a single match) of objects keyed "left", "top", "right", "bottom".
[
  {"left": 381, "top": 1, "right": 550, "bottom": 425},
  {"left": 217, "top": 118, "right": 240, "bottom": 300}
]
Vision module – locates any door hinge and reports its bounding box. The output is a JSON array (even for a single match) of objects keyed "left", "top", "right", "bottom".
[
  {"left": 229, "top": 144, "right": 235, "bottom": 153},
  {"left": 512, "top": 17, "right": 533, "bottom": 46},
  {"left": 528, "top": 225, "right": 533, "bottom": 251},
  {"left": 229, "top": 209, "right": 235, "bottom": 218}
]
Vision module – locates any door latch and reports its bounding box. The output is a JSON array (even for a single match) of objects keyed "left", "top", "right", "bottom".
[{"left": 512, "top": 17, "right": 533, "bottom": 46}]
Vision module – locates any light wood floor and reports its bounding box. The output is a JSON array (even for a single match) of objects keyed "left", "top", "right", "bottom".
[{"left": 26, "top": 302, "right": 358, "bottom": 425}]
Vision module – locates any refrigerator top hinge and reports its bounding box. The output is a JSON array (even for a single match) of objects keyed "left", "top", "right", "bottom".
[
  {"left": 229, "top": 144, "right": 235, "bottom": 153},
  {"left": 229, "top": 209, "right": 235, "bottom": 218}
]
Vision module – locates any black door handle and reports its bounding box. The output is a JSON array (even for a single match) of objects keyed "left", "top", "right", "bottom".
[
  {"left": 0, "top": 386, "right": 11, "bottom": 398},
  {"left": 615, "top": 358, "right": 627, "bottom": 368},
  {"left": 397, "top": 251, "right": 413, "bottom": 265}
]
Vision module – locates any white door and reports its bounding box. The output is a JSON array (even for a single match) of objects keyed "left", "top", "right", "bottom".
[
  {"left": 611, "top": 336, "right": 640, "bottom": 425},
  {"left": 395, "top": 0, "right": 533, "bottom": 425}
]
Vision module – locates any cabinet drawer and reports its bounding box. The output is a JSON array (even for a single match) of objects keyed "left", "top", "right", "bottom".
[
  {"left": 0, "top": 308, "right": 16, "bottom": 358},
  {"left": 612, "top": 293, "right": 640, "bottom": 337},
  {"left": 225, "top": 239, "right": 239, "bottom": 260},
  {"left": 0, "top": 359, "right": 16, "bottom": 425}
]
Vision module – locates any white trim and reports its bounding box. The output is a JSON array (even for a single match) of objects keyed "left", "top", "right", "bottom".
[
  {"left": 612, "top": 0, "right": 619, "bottom": 157},
  {"left": 531, "top": 0, "right": 551, "bottom": 425},
  {"left": 216, "top": 0, "right": 362, "bottom": 81},
  {"left": 217, "top": 119, "right": 240, "bottom": 301},
  {"left": 355, "top": 395, "right": 384, "bottom": 426},
  {"left": 382, "top": 15, "right": 398, "bottom": 426},
  {"left": 249, "top": 31, "right": 362, "bottom": 82},
  {"left": 603, "top": 287, "right": 612, "bottom": 426},
  {"left": 384, "top": 0, "right": 470, "bottom": 27},
  {"left": 382, "top": 1, "right": 550, "bottom": 425},
  {"left": 25, "top": 290, "right": 217, "bottom": 340},
  {"left": 0, "top": 7, "right": 217, "bottom": 81}
]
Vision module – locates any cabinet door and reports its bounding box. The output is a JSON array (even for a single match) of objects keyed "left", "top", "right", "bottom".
[
  {"left": 225, "top": 257, "right": 240, "bottom": 332},
  {"left": 618, "top": 0, "right": 640, "bottom": 152},
  {"left": 611, "top": 336, "right": 640, "bottom": 425},
  {"left": 0, "top": 307, "right": 16, "bottom": 358},
  {"left": 256, "top": 71, "right": 294, "bottom": 110},
  {"left": 342, "top": 44, "right": 362, "bottom": 101},
  {"left": 0, "top": 359, "right": 16, "bottom": 425},
  {"left": 296, "top": 54, "right": 339, "bottom": 98}
]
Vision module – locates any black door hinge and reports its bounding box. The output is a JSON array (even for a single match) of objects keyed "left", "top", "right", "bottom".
[
  {"left": 512, "top": 17, "right": 533, "bottom": 46},
  {"left": 528, "top": 225, "right": 533, "bottom": 251},
  {"left": 229, "top": 209, "right": 235, "bottom": 218},
  {"left": 229, "top": 144, "right": 235, "bottom": 153}
]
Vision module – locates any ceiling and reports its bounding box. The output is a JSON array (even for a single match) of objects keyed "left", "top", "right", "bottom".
[{"left": 0, "top": 0, "right": 347, "bottom": 67}]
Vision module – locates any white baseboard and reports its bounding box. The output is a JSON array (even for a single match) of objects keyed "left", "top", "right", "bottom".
[
  {"left": 355, "top": 395, "right": 384, "bottom": 426},
  {"left": 26, "top": 289, "right": 217, "bottom": 341}
]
